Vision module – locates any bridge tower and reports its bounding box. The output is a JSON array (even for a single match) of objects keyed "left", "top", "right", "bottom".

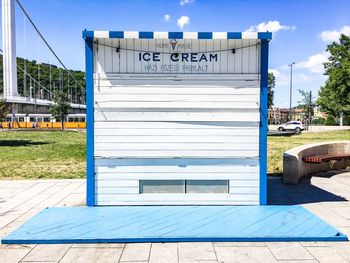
[{"left": 2, "top": 0, "right": 18, "bottom": 99}]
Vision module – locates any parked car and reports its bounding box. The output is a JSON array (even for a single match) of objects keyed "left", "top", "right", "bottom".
[{"left": 277, "top": 121, "right": 304, "bottom": 133}]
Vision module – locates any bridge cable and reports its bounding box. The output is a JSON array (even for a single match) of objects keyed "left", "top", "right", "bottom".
[{"left": 15, "top": 0, "right": 86, "bottom": 93}]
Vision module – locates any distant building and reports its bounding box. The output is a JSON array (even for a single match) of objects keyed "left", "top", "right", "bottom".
[
  {"left": 268, "top": 107, "right": 281, "bottom": 124},
  {"left": 268, "top": 107, "right": 321, "bottom": 124},
  {"left": 314, "top": 106, "right": 328, "bottom": 118}
]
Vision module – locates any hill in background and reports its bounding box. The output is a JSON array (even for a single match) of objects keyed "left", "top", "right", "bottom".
[{"left": 0, "top": 54, "right": 85, "bottom": 104}]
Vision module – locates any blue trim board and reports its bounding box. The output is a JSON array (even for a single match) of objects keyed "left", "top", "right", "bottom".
[
  {"left": 198, "top": 32, "right": 213, "bottom": 39},
  {"left": 84, "top": 38, "right": 95, "bottom": 206},
  {"left": 2, "top": 206, "right": 347, "bottom": 244},
  {"left": 169, "top": 32, "right": 183, "bottom": 39},
  {"left": 139, "top": 31, "right": 154, "bottom": 39},
  {"left": 82, "top": 31, "right": 272, "bottom": 40},
  {"left": 259, "top": 39, "right": 269, "bottom": 205},
  {"left": 227, "top": 32, "right": 242, "bottom": 39},
  {"left": 109, "top": 31, "right": 124, "bottom": 38},
  {"left": 82, "top": 30, "right": 93, "bottom": 38}
]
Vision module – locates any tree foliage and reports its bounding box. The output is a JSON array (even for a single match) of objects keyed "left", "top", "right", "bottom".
[
  {"left": 313, "top": 117, "right": 325, "bottom": 125},
  {"left": 0, "top": 96, "right": 12, "bottom": 121},
  {"left": 317, "top": 34, "right": 350, "bottom": 116},
  {"left": 324, "top": 116, "right": 337, "bottom": 126},
  {"left": 268, "top": 72, "right": 275, "bottom": 109},
  {"left": 298, "top": 89, "right": 316, "bottom": 122},
  {"left": 49, "top": 91, "right": 70, "bottom": 130}
]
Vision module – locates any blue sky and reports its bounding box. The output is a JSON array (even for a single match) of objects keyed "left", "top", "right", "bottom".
[{"left": 1, "top": 0, "right": 350, "bottom": 107}]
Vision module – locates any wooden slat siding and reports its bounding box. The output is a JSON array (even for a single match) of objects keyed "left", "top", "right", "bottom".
[
  {"left": 94, "top": 156, "right": 260, "bottom": 205},
  {"left": 96, "top": 188, "right": 260, "bottom": 196},
  {"left": 94, "top": 158, "right": 259, "bottom": 166},
  {"left": 94, "top": 150, "right": 259, "bottom": 158},
  {"left": 94, "top": 121, "right": 259, "bottom": 129},
  {"left": 95, "top": 86, "right": 260, "bottom": 94},
  {"left": 93, "top": 39, "right": 259, "bottom": 74},
  {"left": 96, "top": 173, "right": 259, "bottom": 181},
  {"left": 95, "top": 194, "right": 260, "bottom": 204},
  {"left": 95, "top": 76, "right": 260, "bottom": 85},
  {"left": 94, "top": 111, "right": 260, "bottom": 122},
  {"left": 96, "top": 201, "right": 259, "bottom": 206},
  {"left": 230, "top": 187, "right": 260, "bottom": 194},
  {"left": 95, "top": 164, "right": 259, "bottom": 173},
  {"left": 93, "top": 37, "right": 261, "bottom": 205},
  {"left": 229, "top": 180, "right": 259, "bottom": 187},
  {"left": 95, "top": 136, "right": 259, "bottom": 143},
  {"left": 96, "top": 101, "right": 259, "bottom": 109},
  {"left": 95, "top": 93, "right": 260, "bottom": 102},
  {"left": 95, "top": 142, "right": 258, "bottom": 150},
  {"left": 96, "top": 181, "right": 260, "bottom": 194},
  {"left": 94, "top": 127, "right": 259, "bottom": 136}
]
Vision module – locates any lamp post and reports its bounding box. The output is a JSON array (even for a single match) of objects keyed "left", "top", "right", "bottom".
[{"left": 288, "top": 62, "right": 296, "bottom": 121}]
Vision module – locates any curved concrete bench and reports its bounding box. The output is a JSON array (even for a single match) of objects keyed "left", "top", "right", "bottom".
[{"left": 283, "top": 141, "right": 350, "bottom": 184}]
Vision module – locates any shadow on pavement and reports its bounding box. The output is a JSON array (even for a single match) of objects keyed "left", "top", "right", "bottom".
[{"left": 268, "top": 174, "right": 348, "bottom": 205}]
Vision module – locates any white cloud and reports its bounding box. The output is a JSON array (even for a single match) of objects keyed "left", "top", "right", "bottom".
[
  {"left": 269, "top": 68, "right": 312, "bottom": 86},
  {"left": 180, "top": 0, "right": 194, "bottom": 5},
  {"left": 164, "top": 14, "right": 171, "bottom": 22},
  {"left": 269, "top": 68, "right": 289, "bottom": 85},
  {"left": 295, "top": 52, "right": 329, "bottom": 74},
  {"left": 246, "top": 20, "right": 295, "bottom": 35},
  {"left": 320, "top": 25, "right": 350, "bottom": 42},
  {"left": 296, "top": 73, "right": 311, "bottom": 82},
  {"left": 177, "top": 16, "right": 190, "bottom": 30},
  {"left": 269, "top": 69, "right": 281, "bottom": 78}
]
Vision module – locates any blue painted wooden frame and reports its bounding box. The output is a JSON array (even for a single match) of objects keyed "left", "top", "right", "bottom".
[
  {"left": 84, "top": 35, "right": 95, "bottom": 206},
  {"left": 259, "top": 39, "right": 269, "bottom": 205},
  {"left": 82, "top": 31, "right": 273, "bottom": 40},
  {"left": 82, "top": 30, "right": 271, "bottom": 206}
]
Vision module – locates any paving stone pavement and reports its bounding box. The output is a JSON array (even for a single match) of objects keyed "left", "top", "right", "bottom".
[{"left": 0, "top": 171, "right": 350, "bottom": 262}]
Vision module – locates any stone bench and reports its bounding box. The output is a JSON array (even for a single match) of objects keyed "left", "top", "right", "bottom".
[{"left": 283, "top": 141, "right": 350, "bottom": 184}]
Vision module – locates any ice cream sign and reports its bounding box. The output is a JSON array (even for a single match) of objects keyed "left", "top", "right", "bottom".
[
  {"left": 135, "top": 39, "right": 219, "bottom": 73},
  {"left": 103, "top": 37, "right": 249, "bottom": 74},
  {"left": 138, "top": 52, "right": 218, "bottom": 63}
]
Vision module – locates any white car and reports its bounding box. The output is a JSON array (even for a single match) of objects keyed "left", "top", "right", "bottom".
[{"left": 277, "top": 121, "right": 304, "bottom": 133}]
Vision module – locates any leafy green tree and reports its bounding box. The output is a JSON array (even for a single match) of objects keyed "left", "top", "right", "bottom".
[
  {"left": 313, "top": 117, "right": 325, "bottom": 125},
  {"left": 0, "top": 96, "right": 12, "bottom": 121},
  {"left": 343, "top": 115, "right": 350, "bottom": 125},
  {"left": 49, "top": 91, "right": 70, "bottom": 130},
  {"left": 317, "top": 34, "right": 350, "bottom": 116},
  {"left": 298, "top": 89, "right": 316, "bottom": 123},
  {"left": 324, "top": 116, "right": 337, "bottom": 126},
  {"left": 268, "top": 72, "right": 275, "bottom": 109}
]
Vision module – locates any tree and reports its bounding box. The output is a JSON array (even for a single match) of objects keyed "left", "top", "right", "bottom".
[
  {"left": 268, "top": 72, "right": 275, "bottom": 109},
  {"left": 298, "top": 89, "right": 316, "bottom": 123},
  {"left": 0, "top": 96, "right": 12, "bottom": 121},
  {"left": 324, "top": 116, "right": 337, "bottom": 126},
  {"left": 49, "top": 91, "right": 70, "bottom": 130},
  {"left": 317, "top": 34, "right": 350, "bottom": 117}
]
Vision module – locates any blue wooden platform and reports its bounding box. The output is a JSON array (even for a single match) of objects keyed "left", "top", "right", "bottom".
[{"left": 2, "top": 206, "right": 347, "bottom": 244}]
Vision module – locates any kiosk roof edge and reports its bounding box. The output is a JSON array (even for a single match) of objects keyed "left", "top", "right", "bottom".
[{"left": 82, "top": 31, "right": 272, "bottom": 40}]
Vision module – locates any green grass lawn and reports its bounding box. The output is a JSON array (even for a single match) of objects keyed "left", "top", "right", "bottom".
[
  {"left": 268, "top": 130, "right": 350, "bottom": 175},
  {"left": 0, "top": 131, "right": 85, "bottom": 179},
  {"left": 0, "top": 129, "right": 348, "bottom": 179}
]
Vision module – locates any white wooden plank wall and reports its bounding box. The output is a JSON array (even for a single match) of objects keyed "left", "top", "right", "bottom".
[
  {"left": 93, "top": 37, "right": 261, "bottom": 205},
  {"left": 94, "top": 39, "right": 260, "bottom": 74},
  {"left": 95, "top": 159, "right": 260, "bottom": 205}
]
